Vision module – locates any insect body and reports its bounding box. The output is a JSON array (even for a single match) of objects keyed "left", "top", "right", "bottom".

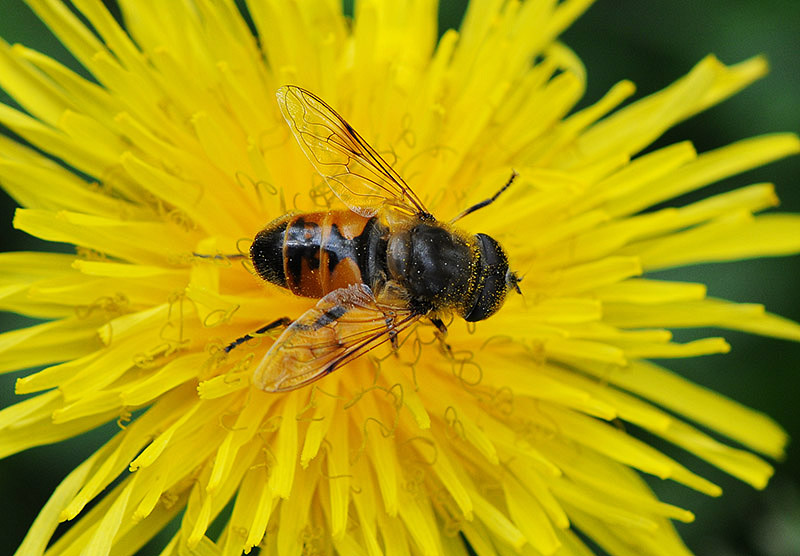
[{"left": 244, "top": 86, "right": 519, "bottom": 392}]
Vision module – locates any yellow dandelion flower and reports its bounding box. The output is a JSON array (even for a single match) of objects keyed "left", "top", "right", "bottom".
[{"left": 1, "top": 1, "right": 798, "bottom": 555}]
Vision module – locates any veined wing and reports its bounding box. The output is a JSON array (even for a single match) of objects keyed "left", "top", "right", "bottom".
[
  {"left": 252, "top": 284, "right": 420, "bottom": 392},
  {"left": 276, "top": 85, "right": 429, "bottom": 218}
]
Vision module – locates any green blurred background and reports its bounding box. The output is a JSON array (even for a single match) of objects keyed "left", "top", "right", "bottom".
[{"left": 0, "top": 0, "right": 797, "bottom": 554}]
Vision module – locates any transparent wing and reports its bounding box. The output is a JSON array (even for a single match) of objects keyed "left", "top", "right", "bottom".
[
  {"left": 276, "top": 85, "right": 429, "bottom": 217},
  {"left": 252, "top": 284, "right": 420, "bottom": 392}
]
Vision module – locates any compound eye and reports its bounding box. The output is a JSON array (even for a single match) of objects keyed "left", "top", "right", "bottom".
[{"left": 464, "top": 234, "right": 510, "bottom": 322}]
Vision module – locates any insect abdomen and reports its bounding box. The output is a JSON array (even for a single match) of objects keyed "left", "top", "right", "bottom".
[
  {"left": 251, "top": 211, "right": 386, "bottom": 298},
  {"left": 250, "top": 214, "right": 291, "bottom": 288}
]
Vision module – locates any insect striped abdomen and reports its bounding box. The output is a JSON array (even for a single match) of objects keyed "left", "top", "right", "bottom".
[{"left": 251, "top": 211, "right": 385, "bottom": 299}]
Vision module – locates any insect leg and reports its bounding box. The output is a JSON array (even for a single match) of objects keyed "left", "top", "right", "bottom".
[
  {"left": 193, "top": 253, "right": 246, "bottom": 261},
  {"left": 224, "top": 317, "right": 291, "bottom": 353},
  {"left": 450, "top": 170, "right": 519, "bottom": 223},
  {"left": 429, "top": 317, "right": 453, "bottom": 357},
  {"left": 430, "top": 317, "right": 448, "bottom": 335}
]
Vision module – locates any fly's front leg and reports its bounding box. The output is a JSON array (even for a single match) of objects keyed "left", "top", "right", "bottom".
[
  {"left": 224, "top": 317, "right": 291, "bottom": 353},
  {"left": 430, "top": 316, "right": 453, "bottom": 358},
  {"left": 386, "top": 315, "right": 399, "bottom": 351}
]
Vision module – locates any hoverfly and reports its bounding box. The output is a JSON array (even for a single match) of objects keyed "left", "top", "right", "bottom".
[{"left": 232, "top": 85, "right": 520, "bottom": 392}]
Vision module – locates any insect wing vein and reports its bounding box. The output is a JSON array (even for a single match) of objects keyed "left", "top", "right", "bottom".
[
  {"left": 252, "top": 284, "right": 419, "bottom": 392},
  {"left": 276, "top": 85, "right": 428, "bottom": 217}
]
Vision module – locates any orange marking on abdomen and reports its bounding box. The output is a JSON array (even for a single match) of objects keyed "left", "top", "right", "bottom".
[{"left": 284, "top": 211, "right": 373, "bottom": 298}]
